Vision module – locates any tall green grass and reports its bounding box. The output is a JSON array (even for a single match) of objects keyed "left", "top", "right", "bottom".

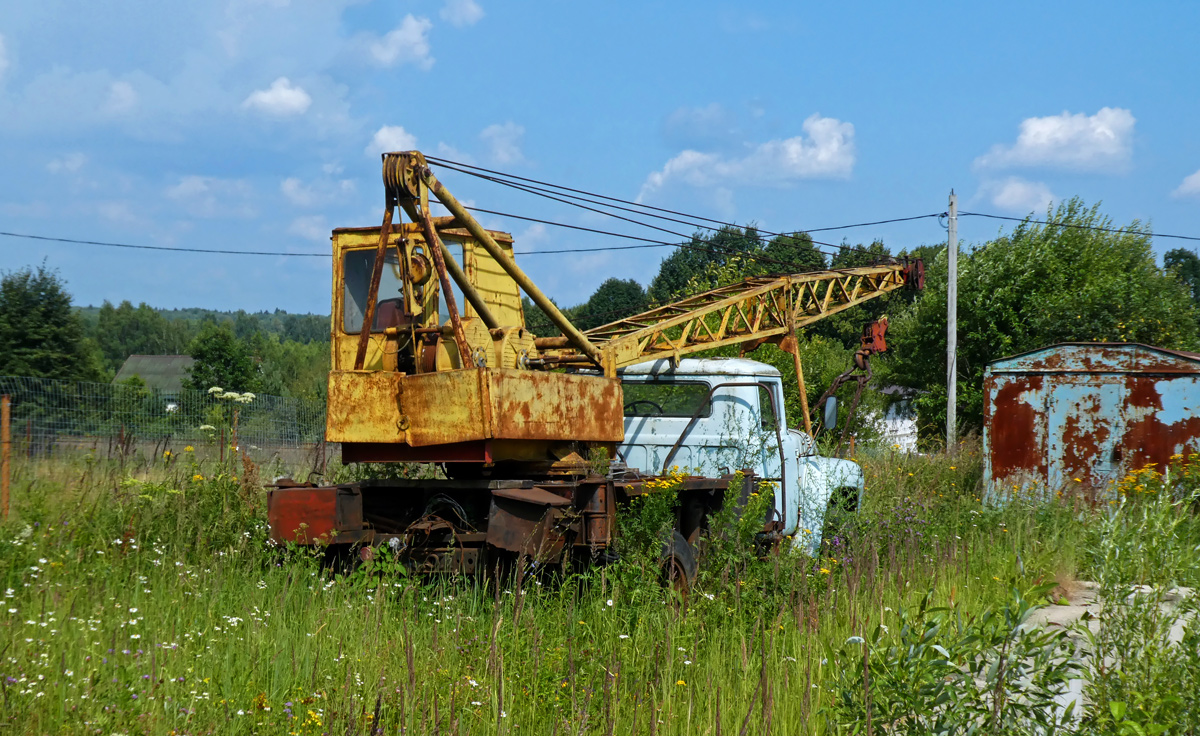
[{"left": 0, "top": 444, "right": 1196, "bottom": 734}]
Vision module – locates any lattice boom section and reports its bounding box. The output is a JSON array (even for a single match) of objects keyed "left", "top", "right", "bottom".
[{"left": 558, "top": 265, "right": 910, "bottom": 368}]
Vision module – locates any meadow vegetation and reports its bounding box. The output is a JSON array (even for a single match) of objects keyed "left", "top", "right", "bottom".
[{"left": 3, "top": 443, "right": 1198, "bottom": 735}]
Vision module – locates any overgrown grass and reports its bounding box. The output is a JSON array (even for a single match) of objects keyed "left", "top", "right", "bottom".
[{"left": 1, "top": 444, "right": 1198, "bottom": 734}]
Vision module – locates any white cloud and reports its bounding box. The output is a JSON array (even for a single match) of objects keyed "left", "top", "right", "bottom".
[
  {"left": 166, "top": 176, "right": 255, "bottom": 218},
  {"left": 975, "top": 107, "right": 1135, "bottom": 172},
  {"left": 639, "top": 113, "right": 855, "bottom": 200},
  {"left": 1172, "top": 169, "right": 1200, "bottom": 199},
  {"left": 366, "top": 125, "right": 417, "bottom": 156},
  {"left": 436, "top": 141, "right": 474, "bottom": 164},
  {"left": 979, "top": 177, "right": 1055, "bottom": 213},
  {"left": 104, "top": 81, "right": 138, "bottom": 114},
  {"left": 289, "top": 215, "right": 329, "bottom": 242},
  {"left": 480, "top": 122, "right": 525, "bottom": 165},
  {"left": 366, "top": 15, "right": 434, "bottom": 70},
  {"left": 280, "top": 176, "right": 355, "bottom": 207},
  {"left": 242, "top": 77, "right": 312, "bottom": 116},
  {"left": 0, "top": 34, "right": 9, "bottom": 84},
  {"left": 440, "top": 0, "right": 484, "bottom": 27},
  {"left": 47, "top": 153, "right": 88, "bottom": 174}
]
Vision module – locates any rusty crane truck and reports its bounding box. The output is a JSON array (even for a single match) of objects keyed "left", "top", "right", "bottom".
[{"left": 267, "top": 151, "right": 924, "bottom": 582}]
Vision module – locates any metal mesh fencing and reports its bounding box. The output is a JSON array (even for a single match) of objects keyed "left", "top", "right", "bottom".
[{"left": 0, "top": 376, "right": 327, "bottom": 458}]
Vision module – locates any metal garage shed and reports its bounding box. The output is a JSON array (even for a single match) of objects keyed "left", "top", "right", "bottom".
[{"left": 983, "top": 343, "right": 1200, "bottom": 501}]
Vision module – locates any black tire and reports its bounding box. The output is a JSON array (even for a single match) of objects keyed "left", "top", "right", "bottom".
[{"left": 660, "top": 530, "right": 698, "bottom": 594}]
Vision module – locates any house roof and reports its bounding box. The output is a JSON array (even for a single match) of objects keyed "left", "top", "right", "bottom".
[{"left": 113, "top": 355, "right": 196, "bottom": 393}]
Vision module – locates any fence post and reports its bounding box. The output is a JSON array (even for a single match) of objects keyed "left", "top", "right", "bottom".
[{"left": 2, "top": 395, "right": 10, "bottom": 521}]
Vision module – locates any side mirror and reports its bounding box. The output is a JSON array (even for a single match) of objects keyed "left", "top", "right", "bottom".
[{"left": 823, "top": 396, "right": 838, "bottom": 430}]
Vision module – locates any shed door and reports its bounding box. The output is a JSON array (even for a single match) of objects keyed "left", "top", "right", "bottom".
[{"left": 1046, "top": 376, "right": 1124, "bottom": 499}]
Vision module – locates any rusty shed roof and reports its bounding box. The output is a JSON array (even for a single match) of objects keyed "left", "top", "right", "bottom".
[{"left": 987, "top": 342, "right": 1200, "bottom": 375}]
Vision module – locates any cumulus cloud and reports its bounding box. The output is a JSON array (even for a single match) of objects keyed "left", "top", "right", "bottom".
[
  {"left": 975, "top": 107, "right": 1135, "bottom": 172},
  {"left": 366, "top": 15, "right": 434, "bottom": 70},
  {"left": 104, "top": 81, "right": 137, "bottom": 114},
  {"left": 639, "top": 113, "right": 855, "bottom": 200},
  {"left": 47, "top": 153, "right": 87, "bottom": 174},
  {"left": 289, "top": 215, "right": 329, "bottom": 242},
  {"left": 166, "top": 176, "right": 255, "bottom": 218},
  {"left": 480, "top": 122, "right": 525, "bottom": 165},
  {"left": 979, "top": 177, "right": 1055, "bottom": 213},
  {"left": 366, "top": 125, "right": 417, "bottom": 156},
  {"left": 1172, "top": 169, "right": 1200, "bottom": 199},
  {"left": 242, "top": 77, "right": 312, "bottom": 116},
  {"left": 441, "top": 0, "right": 484, "bottom": 27}
]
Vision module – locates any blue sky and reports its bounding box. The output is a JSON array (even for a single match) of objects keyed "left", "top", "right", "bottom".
[{"left": 2, "top": 0, "right": 1199, "bottom": 314}]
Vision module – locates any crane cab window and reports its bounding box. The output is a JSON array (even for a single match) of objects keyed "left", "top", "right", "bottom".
[
  {"left": 343, "top": 248, "right": 406, "bottom": 333},
  {"left": 622, "top": 380, "right": 712, "bottom": 418}
]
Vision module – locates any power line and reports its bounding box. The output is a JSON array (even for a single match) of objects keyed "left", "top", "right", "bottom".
[
  {"left": 959, "top": 212, "right": 1200, "bottom": 243},
  {"left": 0, "top": 230, "right": 328, "bottom": 257},
  {"left": 429, "top": 155, "right": 942, "bottom": 238}
]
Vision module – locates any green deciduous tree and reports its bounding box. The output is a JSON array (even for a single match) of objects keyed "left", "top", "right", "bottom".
[
  {"left": 648, "top": 226, "right": 764, "bottom": 304},
  {"left": 0, "top": 264, "right": 104, "bottom": 381},
  {"left": 93, "top": 300, "right": 193, "bottom": 373},
  {"left": 573, "top": 278, "right": 648, "bottom": 330},
  {"left": 184, "top": 322, "right": 259, "bottom": 393},
  {"left": 1164, "top": 247, "right": 1200, "bottom": 303},
  {"left": 886, "top": 198, "right": 1200, "bottom": 439}
]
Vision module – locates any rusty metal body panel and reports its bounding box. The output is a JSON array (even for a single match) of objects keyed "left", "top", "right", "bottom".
[
  {"left": 984, "top": 343, "right": 1200, "bottom": 501},
  {"left": 326, "top": 368, "right": 624, "bottom": 458}
]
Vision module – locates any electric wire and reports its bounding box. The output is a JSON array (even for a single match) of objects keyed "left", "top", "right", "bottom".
[
  {"left": 428, "top": 155, "right": 943, "bottom": 236},
  {"left": 433, "top": 157, "right": 920, "bottom": 259},
  {"left": 0, "top": 230, "right": 328, "bottom": 257}
]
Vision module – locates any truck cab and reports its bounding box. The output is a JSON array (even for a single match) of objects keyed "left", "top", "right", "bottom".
[{"left": 618, "top": 358, "right": 864, "bottom": 551}]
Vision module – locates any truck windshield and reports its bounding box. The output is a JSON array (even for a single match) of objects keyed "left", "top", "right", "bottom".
[
  {"left": 622, "top": 380, "right": 711, "bottom": 418},
  {"left": 343, "top": 247, "right": 406, "bottom": 333}
]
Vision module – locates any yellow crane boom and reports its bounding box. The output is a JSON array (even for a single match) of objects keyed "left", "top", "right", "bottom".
[{"left": 537, "top": 263, "right": 922, "bottom": 370}]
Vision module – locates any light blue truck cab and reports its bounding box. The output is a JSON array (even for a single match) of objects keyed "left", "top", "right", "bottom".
[{"left": 618, "top": 358, "right": 865, "bottom": 551}]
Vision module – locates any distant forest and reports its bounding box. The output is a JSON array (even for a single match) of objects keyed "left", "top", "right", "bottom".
[{"left": 74, "top": 303, "right": 331, "bottom": 401}]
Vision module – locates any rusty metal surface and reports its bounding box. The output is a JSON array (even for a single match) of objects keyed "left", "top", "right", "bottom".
[
  {"left": 327, "top": 367, "right": 624, "bottom": 451},
  {"left": 984, "top": 343, "right": 1200, "bottom": 501},
  {"left": 485, "top": 489, "right": 572, "bottom": 559},
  {"left": 267, "top": 485, "right": 366, "bottom": 544}
]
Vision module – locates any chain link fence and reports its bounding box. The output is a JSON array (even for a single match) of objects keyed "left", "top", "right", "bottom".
[{"left": 0, "top": 376, "right": 332, "bottom": 464}]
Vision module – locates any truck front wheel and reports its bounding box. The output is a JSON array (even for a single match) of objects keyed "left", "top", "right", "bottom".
[{"left": 661, "top": 530, "right": 698, "bottom": 595}]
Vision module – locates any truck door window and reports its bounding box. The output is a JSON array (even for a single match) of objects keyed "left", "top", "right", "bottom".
[
  {"left": 622, "top": 381, "right": 712, "bottom": 418},
  {"left": 343, "top": 248, "right": 406, "bottom": 334},
  {"left": 758, "top": 385, "right": 778, "bottom": 431}
]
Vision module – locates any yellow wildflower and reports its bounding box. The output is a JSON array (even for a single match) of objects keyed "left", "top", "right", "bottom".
[{"left": 193, "top": 474, "right": 204, "bottom": 481}]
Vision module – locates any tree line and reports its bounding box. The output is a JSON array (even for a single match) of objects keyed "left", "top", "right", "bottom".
[
  {"left": 0, "top": 272, "right": 329, "bottom": 402},
  {"left": 3, "top": 196, "right": 1198, "bottom": 443}
]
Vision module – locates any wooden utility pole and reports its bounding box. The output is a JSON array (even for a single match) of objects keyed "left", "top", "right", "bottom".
[
  {"left": 946, "top": 191, "right": 958, "bottom": 453},
  {"left": 2, "top": 395, "right": 10, "bottom": 520}
]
